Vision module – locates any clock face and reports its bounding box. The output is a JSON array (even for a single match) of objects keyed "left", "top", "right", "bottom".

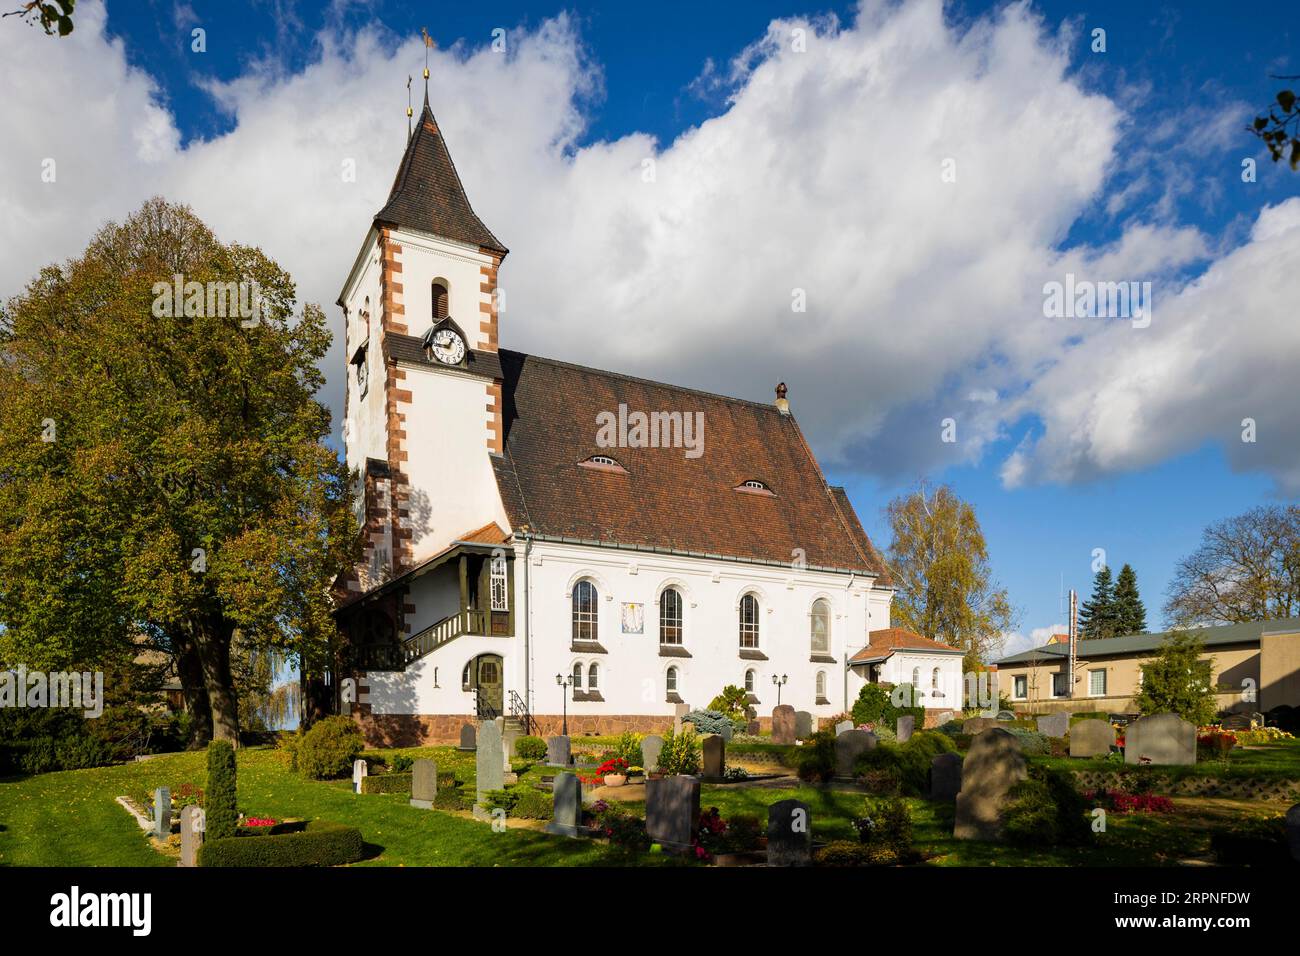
[{"left": 431, "top": 328, "right": 466, "bottom": 365}]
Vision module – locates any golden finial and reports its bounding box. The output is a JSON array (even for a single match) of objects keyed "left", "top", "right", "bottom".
[
  {"left": 406, "top": 75, "right": 413, "bottom": 138},
  {"left": 421, "top": 27, "right": 435, "bottom": 102}
]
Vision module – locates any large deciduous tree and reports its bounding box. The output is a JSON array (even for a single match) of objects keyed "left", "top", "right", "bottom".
[
  {"left": 1164, "top": 505, "right": 1300, "bottom": 626},
  {"left": 884, "top": 483, "right": 1018, "bottom": 668},
  {"left": 0, "top": 198, "right": 354, "bottom": 745}
]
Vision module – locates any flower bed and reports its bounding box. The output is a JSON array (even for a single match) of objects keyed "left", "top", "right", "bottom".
[
  {"left": 1085, "top": 789, "right": 1174, "bottom": 813},
  {"left": 198, "top": 820, "right": 364, "bottom": 867}
]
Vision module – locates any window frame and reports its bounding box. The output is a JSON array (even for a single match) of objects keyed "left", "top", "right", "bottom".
[
  {"left": 810, "top": 598, "right": 831, "bottom": 654},
  {"left": 1088, "top": 668, "right": 1107, "bottom": 698},
  {"left": 738, "top": 593, "right": 760, "bottom": 649},
  {"left": 659, "top": 587, "right": 684, "bottom": 646},
  {"left": 572, "top": 579, "right": 598, "bottom": 643}
]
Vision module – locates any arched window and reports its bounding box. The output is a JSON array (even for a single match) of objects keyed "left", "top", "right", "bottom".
[
  {"left": 431, "top": 282, "right": 449, "bottom": 320},
  {"left": 461, "top": 662, "right": 471, "bottom": 690},
  {"left": 571, "top": 661, "right": 583, "bottom": 689},
  {"left": 739, "top": 594, "right": 760, "bottom": 648},
  {"left": 572, "top": 580, "right": 598, "bottom": 642},
  {"left": 587, "top": 663, "right": 599, "bottom": 690},
  {"left": 659, "top": 588, "right": 683, "bottom": 645},
  {"left": 810, "top": 598, "right": 830, "bottom": 654},
  {"left": 666, "top": 666, "right": 678, "bottom": 694},
  {"left": 744, "top": 669, "right": 755, "bottom": 693},
  {"left": 911, "top": 666, "right": 920, "bottom": 688},
  {"left": 815, "top": 671, "right": 827, "bottom": 698},
  {"left": 932, "top": 667, "right": 940, "bottom": 690}
]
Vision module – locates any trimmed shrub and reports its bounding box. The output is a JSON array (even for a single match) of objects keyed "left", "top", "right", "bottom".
[
  {"left": 682, "top": 710, "right": 733, "bottom": 736},
  {"left": 656, "top": 727, "right": 702, "bottom": 776},
  {"left": 512, "top": 786, "right": 553, "bottom": 820},
  {"left": 854, "top": 730, "right": 956, "bottom": 796},
  {"left": 707, "top": 685, "right": 750, "bottom": 721},
  {"left": 516, "top": 736, "right": 548, "bottom": 760},
  {"left": 850, "top": 682, "right": 924, "bottom": 732},
  {"left": 390, "top": 753, "right": 414, "bottom": 773},
  {"left": 296, "top": 716, "right": 364, "bottom": 780},
  {"left": 1006, "top": 728, "right": 1050, "bottom": 755},
  {"left": 817, "top": 840, "right": 879, "bottom": 866},
  {"left": 852, "top": 794, "right": 914, "bottom": 864},
  {"left": 796, "top": 728, "right": 837, "bottom": 782},
  {"left": 1070, "top": 711, "right": 1109, "bottom": 725},
  {"left": 433, "top": 786, "right": 470, "bottom": 811},
  {"left": 937, "top": 720, "right": 962, "bottom": 737},
  {"left": 1003, "top": 765, "right": 1090, "bottom": 847},
  {"left": 359, "top": 772, "right": 412, "bottom": 795},
  {"left": 204, "top": 740, "right": 239, "bottom": 840},
  {"left": 612, "top": 731, "right": 644, "bottom": 768},
  {"left": 199, "top": 820, "right": 364, "bottom": 867}
]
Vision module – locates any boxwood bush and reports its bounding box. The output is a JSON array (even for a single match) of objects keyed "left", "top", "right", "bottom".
[
  {"left": 199, "top": 820, "right": 364, "bottom": 867},
  {"left": 1002, "top": 765, "right": 1090, "bottom": 847},
  {"left": 515, "top": 736, "right": 548, "bottom": 760},
  {"left": 854, "top": 730, "right": 957, "bottom": 796},
  {"left": 296, "top": 716, "right": 364, "bottom": 780},
  {"left": 796, "top": 729, "right": 837, "bottom": 782},
  {"left": 205, "top": 740, "right": 239, "bottom": 840}
]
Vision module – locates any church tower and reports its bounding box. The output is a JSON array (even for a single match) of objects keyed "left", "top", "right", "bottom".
[{"left": 338, "top": 91, "right": 511, "bottom": 596}]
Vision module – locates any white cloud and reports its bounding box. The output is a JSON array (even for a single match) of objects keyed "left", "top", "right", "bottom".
[
  {"left": 996, "top": 622, "right": 1065, "bottom": 658},
  {"left": 1, "top": 0, "right": 1295, "bottom": 492}
]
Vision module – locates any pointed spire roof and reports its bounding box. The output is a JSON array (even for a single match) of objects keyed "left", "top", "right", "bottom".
[{"left": 375, "top": 99, "right": 507, "bottom": 255}]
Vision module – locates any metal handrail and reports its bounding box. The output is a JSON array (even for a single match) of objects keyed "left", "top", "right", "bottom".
[{"left": 508, "top": 689, "right": 533, "bottom": 735}]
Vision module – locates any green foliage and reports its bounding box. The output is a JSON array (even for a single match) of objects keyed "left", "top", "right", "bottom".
[
  {"left": 1113, "top": 564, "right": 1147, "bottom": 634},
  {"left": 1002, "top": 765, "right": 1090, "bottom": 847},
  {"left": 849, "top": 683, "right": 924, "bottom": 734},
  {"left": 1005, "top": 728, "right": 1050, "bottom": 755},
  {"left": 850, "top": 684, "right": 891, "bottom": 725},
  {"left": 198, "top": 820, "right": 363, "bottom": 867},
  {"left": 1133, "top": 631, "right": 1218, "bottom": 726},
  {"left": 515, "top": 736, "right": 547, "bottom": 761},
  {"left": 795, "top": 728, "right": 837, "bottom": 782},
  {"left": 854, "top": 730, "right": 957, "bottom": 796},
  {"left": 1079, "top": 566, "right": 1118, "bottom": 639},
  {"left": 655, "top": 726, "right": 701, "bottom": 776},
  {"left": 433, "top": 786, "right": 470, "bottom": 811},
  {"left": 479, "top": 786, "right": 552, "bottom": 819},
  {"left": 682, "top": 709, "right": 739, "bottom": 736},
  {"left": 204, "top": 740, "right": 238, "bottom": 841},
  {"left": 358, "top": 772, "right": 412, "bottom": 795},
  {"left": 611, "top": 731, "right": 643, "bottom": 768},
  {"left": 1252, "top": 87, "right": 1300, "bottom": 170},
  {"left": 295, "top": 715, "right": 363, "bottom": 780},
  {"left": 590, "top": 800, "right": 649, "bottom": 852},
  {"left": 707, "top": 685, "right": 750, "bottom": 721},
  {"left": 817, "top": 839, "right": 901, "bottom": 866},
  {"left": 852, "top": 794, "right": 914, "bottom": 864},
  {"left": 389, "top": 753, "right": 413, "bottom": 773}
]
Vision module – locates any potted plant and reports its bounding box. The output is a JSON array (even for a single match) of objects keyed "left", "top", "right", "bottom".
[{"left": 599, "top": 757, "right": 629, "bottom": 787}]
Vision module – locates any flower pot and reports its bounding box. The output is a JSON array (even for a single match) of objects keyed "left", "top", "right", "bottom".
[{"left": 603, "top": 774, "right": 627, "bottom": 787}]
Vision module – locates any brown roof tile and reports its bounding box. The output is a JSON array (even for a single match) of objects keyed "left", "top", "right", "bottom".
[{"left": 848, "top": 627, "right": 960, "bottom": 663}]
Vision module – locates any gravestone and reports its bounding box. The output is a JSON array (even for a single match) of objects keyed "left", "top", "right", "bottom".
[
  {"left": 503, "top": 724, "right": 522, "bottom": 760},
  {"left": 995, "top": 710, "right": 1016, "bottom": 721},
  {"left": 673, "top": 702, "right": 689, "bottom": 734},
  {"left": 835, "top": 719, "right": 854, "bottom": 737},
  {"left": 645, "top": 775, "right": 700, "bottom": 851},
  {"left": 794, "top": 710, "right": 813, "bottom": 738},
  {"left": 546, "top": 735, "right": 571, "bottom": 767},
  {"left": 352, "top": 759, "right": 368, "bottom": 794},
  {"left": 929, "top": 752, "right": 963, "bottom": 802},
  {"left": 1125, "top": 713, "right": 1196, "bottom": 766},
  {"left": 896, "top": 715, "right": 915, "bottom": 743},
  {"left": 458, "top": 723, "right": 476, "bottom": 751},
  {"left": 771, "top": 705, "right": 797, "bottom": 745},
  {"left": 935, "top": 711, "right": 955, "bottom": 725},
  {"left": 962, "top": 717, "right": 1009, "bottom": 735},
  {"left": 1037, "top": 712, "right": 1070, "bottom": 738},
  {"left": 1286, "top": 803, "right": 1300, "bottom": 863},
  {"left": 153, "top": 787, "right": 171, "bottom": 840},
  {"left": 702, "top": 734, "right": 726, "bottom": 780},
  {"left": 179, "top": 805, "right": 204, "bottom": 868},
  {"left": 954, "top": 728, "right": 1027, "bottom": 840},
  {"left": 1220, "top": 713, "right": 1250, "bottom": 732},
  {"left": 476, "top": 719, "right": 505, "bottom": 808},
  {"left": 747, "top": 721, "right": 760, "bottom": 735},
  {"left": 834, "top": 729, "right": 877, "bottom": 779},
  {"left": 641, "top": 735, "right": 663, "bottom": 774},
  {"left": 544, "top": 773, "right": 582, "bottom": 838},
  {"left": 1070, "top": 718, "right": 1116, "bottom": 757},
  {"left": 719, "top": 721, "right": 734, "bottom": 743},
  {"left": 410, "top": 758, "right": 438, "bottom": 809},
  {"left": 766, "top": 798, "right": 811, "bottom": 867}
]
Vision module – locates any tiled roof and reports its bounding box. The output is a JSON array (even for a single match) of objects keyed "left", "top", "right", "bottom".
[
  {"left": 375, "top": 101, "right": 507, "bottom": 255},
  {"left": 460, "top": 522, "right": 509, "bottom": 544},
  {"left": 488, "top": 349, "right": 889, "bottom": 578},
  {"left": 991, "top": 617, "right": 1300, "bottom": 666},
  {"left": 848, "top": 627, "right": 962, "bottom": 663}
]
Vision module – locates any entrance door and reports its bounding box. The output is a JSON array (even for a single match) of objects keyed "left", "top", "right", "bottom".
[{"left": 475, "top": 654, "right": 503, "bottom": 717}]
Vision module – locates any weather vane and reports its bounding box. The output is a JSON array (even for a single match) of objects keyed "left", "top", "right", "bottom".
[{"left": 421, "top": 27, "right": 434, "bottom": 99}]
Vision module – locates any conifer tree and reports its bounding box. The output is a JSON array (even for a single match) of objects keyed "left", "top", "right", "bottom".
[
  {"left": 1078, "top": 566, "right": 1118, "bottom": 639},
  {"left": 1112, "top": 563, "right": 1147, "bottom": 635}
]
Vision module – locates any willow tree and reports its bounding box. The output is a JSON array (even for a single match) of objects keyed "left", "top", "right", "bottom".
[
  {"left": 0, "top": 198, "right": 354, "bottom": 744},
  {"left": 884, "top": 483, "right": 1018, "bottom": 668}
]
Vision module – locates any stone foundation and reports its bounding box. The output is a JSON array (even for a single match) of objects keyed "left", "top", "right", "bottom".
[{"left": 353, "top": 712, "right": 678, "bottom": 746}]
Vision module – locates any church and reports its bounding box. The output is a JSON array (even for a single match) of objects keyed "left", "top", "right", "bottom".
[{"left": 332, "top": 91, "right": 964, "bottom": 744}]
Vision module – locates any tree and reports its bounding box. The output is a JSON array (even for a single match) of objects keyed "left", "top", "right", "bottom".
[
  {"left": 1164, "top": 505, "right": 1300, "bottom": 626},
  {"left": 2, "top": 0, "right": 74, "bottom": 36},
  {"left": 1112, "top": 563, "right": 1147, "bottom": 635},
  {"left": 884, "top": 483, "right": 1018, "bottom": 668},
  {"left": 1132, "top": 630, "right": 1218, "bottom": 726},
  {"left": 1250, "top": 81, "right": 1300, "bottom": 171},
  {"left": 1078, "top": 566, "right": 1117, "bottom": 639},
  {"left": 0, "top": 199, "right": 355, "bottom": 745}
]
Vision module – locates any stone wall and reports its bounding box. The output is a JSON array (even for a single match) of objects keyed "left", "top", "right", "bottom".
[{"left": 353, "top": 712, "right": 678, "bottom": 746}]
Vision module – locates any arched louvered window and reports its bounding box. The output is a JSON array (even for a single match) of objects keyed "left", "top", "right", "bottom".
[{"left": 432, "top": 282, "right": 449, "bottom": 320}]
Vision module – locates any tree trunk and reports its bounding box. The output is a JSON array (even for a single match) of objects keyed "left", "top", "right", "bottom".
[
  {"left": 195, "top": 617, "right": 241, "bottom": 745},
  {"left": 174, "top": 633, "right": 213, "bottom": 748}
]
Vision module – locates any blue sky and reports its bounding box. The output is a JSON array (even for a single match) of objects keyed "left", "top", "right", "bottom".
[{"left": 4, "top": 1, "right": 1298, "bottom": 656}]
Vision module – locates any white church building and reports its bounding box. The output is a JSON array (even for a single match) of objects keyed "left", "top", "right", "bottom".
[{"left": 333, "top": 92, "right": 964, "bottom": 744}]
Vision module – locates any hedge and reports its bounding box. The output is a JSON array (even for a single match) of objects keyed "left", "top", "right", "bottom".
[
  {"left": 199, "top": 821, "right": 364, "bottom": 867},
  {"left": 359, "top": 771, "right": 457, "bottom": 795}
]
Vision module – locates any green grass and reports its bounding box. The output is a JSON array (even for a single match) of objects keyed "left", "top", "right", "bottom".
[{"left": 1029, "top": 740, "right": 1300, "bottom": 781}]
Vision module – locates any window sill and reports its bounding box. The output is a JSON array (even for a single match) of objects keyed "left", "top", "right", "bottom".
[
  {"left": 809, "top": 654, "right": 837, "bottom": 664},
  {"left": 666, "top": 693, "right": 684, "bottom": 705},
  {"left": 570, "top": 641, "right": 607, "bottom": 655},
  {"left": 744, "top": 693, "right": 760, "bottom": 706},
  {"left": 738, "top": 649, "right": 768, "bottom": 661},
  {"left": 816, "top": 697, "right": 830, "bottom": 706},
  {"left": 572, "top": 691, "right": 604, "bottom": 703},
  {"left": 658, "top": 645, "right": 692, "bottom": 658}
]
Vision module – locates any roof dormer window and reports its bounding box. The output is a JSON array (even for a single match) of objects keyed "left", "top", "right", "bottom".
[
  {"left": 580, "top": 455, "right": 627, "bottom": 473},
  {"left": 735, "top": 479, "right": 774, "bottom": 495}
]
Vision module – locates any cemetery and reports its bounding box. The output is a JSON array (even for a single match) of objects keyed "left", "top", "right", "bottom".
[{"left": 2, "top": 700, "right": 1299, "bottom": 868}]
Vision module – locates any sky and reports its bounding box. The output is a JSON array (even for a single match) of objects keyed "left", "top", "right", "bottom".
[{"left": 1, "top": 0, "right": 1297, "bottom": 660}]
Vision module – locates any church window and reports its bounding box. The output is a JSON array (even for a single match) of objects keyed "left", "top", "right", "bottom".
[
  {"left": 811, "top": 598, "right": 830, "bottom": 654},
  {"left": 666, "top": 666, "right": 678, "bottom": 694},
  {"left": 490, "top": 555, "right": 508, "bottom": 612},
  {"left": 572, "top": 580, "right": 598, "bottom": 642},
  {"left": 659, "top": 588, "right": 683, "bottom": 645},
  {"left": 744, "top": 669, "right": 755, "bottom": 693},
  {"left": 739, "top": 593, "right": 760, "bottom": 649},
  {"left": 432, "top": 282, "right": 449, "bottom": 320},
  {"left": 587, "top": 663, "right": 599, "bottom": 690},
  {"left": 572, "top": 661, "right": 583, "bottom": 690}
]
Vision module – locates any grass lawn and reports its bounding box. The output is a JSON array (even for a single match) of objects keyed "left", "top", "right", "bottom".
[{"left": 1029, "top": 740, "right": 1300, "bottom": 782}]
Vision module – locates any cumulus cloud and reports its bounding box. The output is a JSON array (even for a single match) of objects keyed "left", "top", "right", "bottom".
[
  {"left": 1, "top": 0, "right": 1295, "bottom": 492},
  {"left": 996, "top": 622, "right": 1066, "bottom": 659}
]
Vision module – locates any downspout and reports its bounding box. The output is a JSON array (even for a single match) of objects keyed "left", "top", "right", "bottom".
[
  {"left": 844, "top": 573, "right": 856, "bottom": 714},
  {"left": 522, "top": 529, "right": 533, "bottom": 723}
]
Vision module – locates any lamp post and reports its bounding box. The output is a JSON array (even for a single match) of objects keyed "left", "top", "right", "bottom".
[
  {"left": 555, "top": 673, "right": 571, "bottom": 736},
  {"left": 772, "top": 673, "right": 788, "bottom": 706}
]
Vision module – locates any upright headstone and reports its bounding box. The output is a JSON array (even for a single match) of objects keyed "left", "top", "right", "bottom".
[
  {"left": 458, "top": 723, "right": 476, "bottom": 751},
  {"left": 645, "top": 775, "right": 700, "bottom": 851},
  {"left": 546, "top": 735, "right": 571, "bottom": 767},
  {"left": 153, "top": 787, "right": 171, "bottom": 840},
  {"left": 1125, "top": 713, "right": 1196, "bottom": 765},
  {"left": 352, "top": 758, "right": 368, "bottom": 794},
  {"left": 476, "top": 719, "right": 505, "bottom": 807},
  {"left": 1220, "top": 713, "right": 1250, "bottom": 732},
  {"left": 410, "top": 758, "right": 438, "bottom": 809},
  {"left": 1286, "top": 803, "right": 1300, "bottom": 863},
  {"left": 896, "top": 715, "right": 915, "bottom": 743},
  {"left": 503, "top": 724, "right": 522, "bottom": 760},
  {"left": 772, "top": 705, "right": 797, "bottom": 745},
  {"left": 1037, "top": 712, "right": 1070, "bottom": 738},
  {"left": 962, "top": 717, "right": 1009, "bottom": 735},
  {"left": 766, "top": 798, "right": 812, "bottom": 867},
  {"left": 747, "top": 721, "right": 761, "bottom": 735},
  {"left": 641, "top": 734, "right": 663, "bottom": 774},
  {"left": 794, "top": 710, "right": 813, "bottom": 739},
  {"left": 544, "top": 772, "right": 582, "bottom": 838},
  {"left": 835, "top": 719, "right": 854, "bottom": 737},
  {"left": 954, "top": 728, "right": 1027, "bottom": 840},
  {"left": 179, "top": 805, "right": 204, "bottom": 868},
  {"left": 719, "top": 721, "right": 734, "bottom": 742},
  {"left": 929, "top": 752, "right": 963, "bottom": 802},
  {"left": 702, "top": 734, "right": 726, "bottom": 780},
  {"left": 835, "top": 729, "right": 877, "bottom": 779},
  {"left": 1070, "top": 718, "right": 1116, "bottom": 757}
]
